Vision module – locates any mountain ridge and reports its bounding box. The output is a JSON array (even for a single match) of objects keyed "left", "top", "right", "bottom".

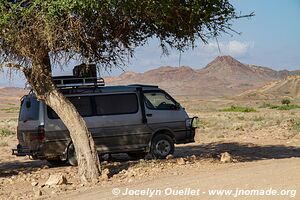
[{"left": 105, "top": 56, "right": 300, "bottom": 98}]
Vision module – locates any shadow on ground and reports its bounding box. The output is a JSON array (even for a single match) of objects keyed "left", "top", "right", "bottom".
[
  {"left": 104, "top": 142, "right": 300, "bottom": 177},
  {"left": 0, "top": 160, "right": 49, "bottom": 178},
  {"left": 1, "top": 142, "right": 299, "bottom": 178},
  {"left": 175, "top": 142, "right": 300, "bottom": 162}
]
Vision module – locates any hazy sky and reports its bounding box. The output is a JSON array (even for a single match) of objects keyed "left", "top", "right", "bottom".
[{"left": 1, "top": 0, "right": 300, "bottom": 87}]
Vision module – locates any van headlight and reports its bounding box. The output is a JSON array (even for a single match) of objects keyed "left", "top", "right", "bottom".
[
  {"left": 186, "top": 117, "right": 199, "bottom": 128},
  {"left": 185, "top": 118, "right": 192, "bottom": 128}
]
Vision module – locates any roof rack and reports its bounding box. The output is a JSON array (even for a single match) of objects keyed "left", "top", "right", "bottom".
[
  {"left": 128, "top": 84, "right": 158, "bottom": 88},
  {"left": 53, "top": 76, "right": 105, "bottom": 88}
]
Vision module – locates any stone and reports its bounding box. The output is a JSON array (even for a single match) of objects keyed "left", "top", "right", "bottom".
[
  {"left": 220, "top": 152, "right": 233, "bottom": 163},
  {"left": 190, "top": 155, "right": 197, "bottom": 161},
  {"left": 166, "top": 154, "right": 174, "bottom": 160},
  {"left": 45, "top": 174, "right": 67, "bottom": 186},
  {"left": 176, "top": 158, "right": 186, "bottom": 165},
  {"left": 99, "top": 168, "right": 110, "bottom": 182},
  {"left": 34, "top": 189, "right": 42, "bottom": 197},
  {"left": 31, "top": 182, "right": 38, "bottom": 186}
]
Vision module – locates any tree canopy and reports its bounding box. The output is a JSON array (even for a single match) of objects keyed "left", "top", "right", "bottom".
[{"left": 0, "top": 0, "right": 248, "bottom": 70}]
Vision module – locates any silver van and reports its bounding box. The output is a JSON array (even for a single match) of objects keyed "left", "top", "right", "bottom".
[{"left": 12, "top": 77, "right": 197, "bottom": 165}]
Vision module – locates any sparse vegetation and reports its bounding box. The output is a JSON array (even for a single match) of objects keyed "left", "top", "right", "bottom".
[
  {"left": 276, "top": 105, "right": 300, "bottom": 110},
  {"left": 252, "top": 116, "right": 264, "bottom": 121},
  {"left": 248, "top": 93, "right": 257, "bottom": 97},
  {"left": 0, "top": 128, "right": 14, "bottom": 136},
  {"left": 259, "top": 103, "right": 300, "bottom": 110},
  {"left": 219, "top": 106, "right": 256, "bottom": 113},
  {"left": 0, "top": 141, "right": 8, "bottom": 147},
  {"left": 0, "top": 107, "right": 19, "bottom": 113},
  {"left": 259, "top": 103, "right": 273, "bottom": 108},
  {"left": 192, "top": 118, "right": 205, "bottom": 129},
  {"left": 290, "top": 119, "right": 300, "bottom": 134},
  {"left": 237, "top": 116, "right": 245, "bottom": 120},
  {"left": 281, "top": 98, "right": 291, "bottom": 105}
]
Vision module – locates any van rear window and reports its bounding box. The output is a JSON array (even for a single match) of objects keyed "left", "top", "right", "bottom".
[{"left": 19, "top": 96, "right": 39, "bottom": 122}]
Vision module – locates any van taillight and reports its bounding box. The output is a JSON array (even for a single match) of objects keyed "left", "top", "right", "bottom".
[{"left": 37, "top": 125, "right": 45, "bottom": 141}]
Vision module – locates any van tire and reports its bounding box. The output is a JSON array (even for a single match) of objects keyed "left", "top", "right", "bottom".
[
  {"left": 150, "top": 134, "right": 174, "bottom": 159},
  {"left": 67, "top": 143, "right": 78, "bottom": 166}
]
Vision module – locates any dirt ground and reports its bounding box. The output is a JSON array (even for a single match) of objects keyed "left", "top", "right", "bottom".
[{"left": 0, "top": 96, "right": 299, "bottom": 200}]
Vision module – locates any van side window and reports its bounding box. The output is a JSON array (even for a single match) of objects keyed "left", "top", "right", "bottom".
[
  {"left": 68, "top": 96, "right": 93, "bottom": 117},
  {"left": 47, "top": 96, "right": 93, "bottom": 119},
  {"left": 144, "top": 92, "right": 176, "bottom": 110},
  {"left": 95, "top": 93, "right": 138, "bottom": 115}
]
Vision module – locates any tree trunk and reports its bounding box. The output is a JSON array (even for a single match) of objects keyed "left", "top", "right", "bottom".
[
  {"left": 44, "top": 89, "right": 101, "bottom": 183},
  {"left": 25, "top": 54, "right": 101, "bottom": 183}
]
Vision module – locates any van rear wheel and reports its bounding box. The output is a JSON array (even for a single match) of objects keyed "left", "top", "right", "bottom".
[
  {"left": 67, "top": 143, "right": 78, "bottom": 166},
  {"left": 150, "top": 134, "right": 174, "bottom": 159}
]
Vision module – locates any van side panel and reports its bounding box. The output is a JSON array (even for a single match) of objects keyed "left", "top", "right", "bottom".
[
  {"left": 88, "top": 114, "right": 151, "bottom": 153},
  {"left": 43, "top": 93, "right": 152, "bottom": 156},
  {"left": 43, "top": 114, "right": 152, "bottom": 155}
]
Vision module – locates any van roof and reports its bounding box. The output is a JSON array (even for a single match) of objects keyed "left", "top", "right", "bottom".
[
  {"left": 51, "top": 76, "right": 160, "bottom": 94},
  {"left": 58, "top": 84, "right": 161, "bottom": 95},
  {"left": 24, "top": 84, "right": 161, "bottom": 98}
]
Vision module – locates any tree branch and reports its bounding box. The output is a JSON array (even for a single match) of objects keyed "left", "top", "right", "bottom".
[
  {"left": 0, "top": 62, "right": 32, "bottom": 80},
  {"left": 0, "top": 62, "right": 25, "bottom": 71}
]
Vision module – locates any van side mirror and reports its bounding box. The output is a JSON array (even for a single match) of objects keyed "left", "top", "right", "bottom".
[{"left": 175, "top": 102, "right": 181, "bottom": 110}]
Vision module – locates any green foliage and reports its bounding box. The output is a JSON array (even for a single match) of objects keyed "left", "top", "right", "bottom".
[
  {"left": 281, "top": 98, "right": 291, "bottom": 105},
  {"left": 0, "top": 128, "right": 14, "bottom": 136},
  {"left": 277, "top": 105, "right": 300, "bottom": 110},
  {"left": 260, "top": 103, "right": 300, "bottom": 110},
  {"left": 219, "top": 105, "right": 256, "bottom": 113}
]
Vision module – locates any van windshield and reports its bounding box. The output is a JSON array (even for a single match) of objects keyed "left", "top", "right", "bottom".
[{"left": 19, "top": 96, "right": 39, "bottom": 122}]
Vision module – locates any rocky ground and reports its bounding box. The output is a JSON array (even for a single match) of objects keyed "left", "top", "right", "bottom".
[{"left": 0, "top": 97, "right": 299, "bottom": 200}]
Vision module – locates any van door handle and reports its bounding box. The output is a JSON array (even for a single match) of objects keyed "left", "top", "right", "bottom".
[{"left": 146, "top": 113, "right": 152, "bottom": 117}]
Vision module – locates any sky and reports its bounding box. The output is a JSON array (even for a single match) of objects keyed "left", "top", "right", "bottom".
[{"left": 1, "top": 0, "right": 300, "bottom": 87}]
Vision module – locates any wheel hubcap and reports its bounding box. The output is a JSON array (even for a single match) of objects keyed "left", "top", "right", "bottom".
[{"left": 156, "top": 139, "right": 171, "bottom": 156}]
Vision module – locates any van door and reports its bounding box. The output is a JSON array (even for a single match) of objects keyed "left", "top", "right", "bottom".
[
  {"left": 143, "top": 91, "right": 188, "bottom": 141},
  {"left": 90, "top": 93, "right": 152, "bottom": 153}
]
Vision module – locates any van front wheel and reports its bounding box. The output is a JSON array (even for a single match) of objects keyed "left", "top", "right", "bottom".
[
  {"left": 150, "top": 134, "right": 174, "bottom": 159},
  {"left": 67, "top": 143, "right": 78, "bottom": 166}
]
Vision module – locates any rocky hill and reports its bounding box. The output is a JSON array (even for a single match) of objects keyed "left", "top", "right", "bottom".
[
  {"left": 239, "top": 76, "right": 300, "bottom": 100},
  {"left": 0, "top": 87, "right": 26, "bottom": 105},
  {"left": 105, "top": 56, "right": 300, "bottom": 98}
]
